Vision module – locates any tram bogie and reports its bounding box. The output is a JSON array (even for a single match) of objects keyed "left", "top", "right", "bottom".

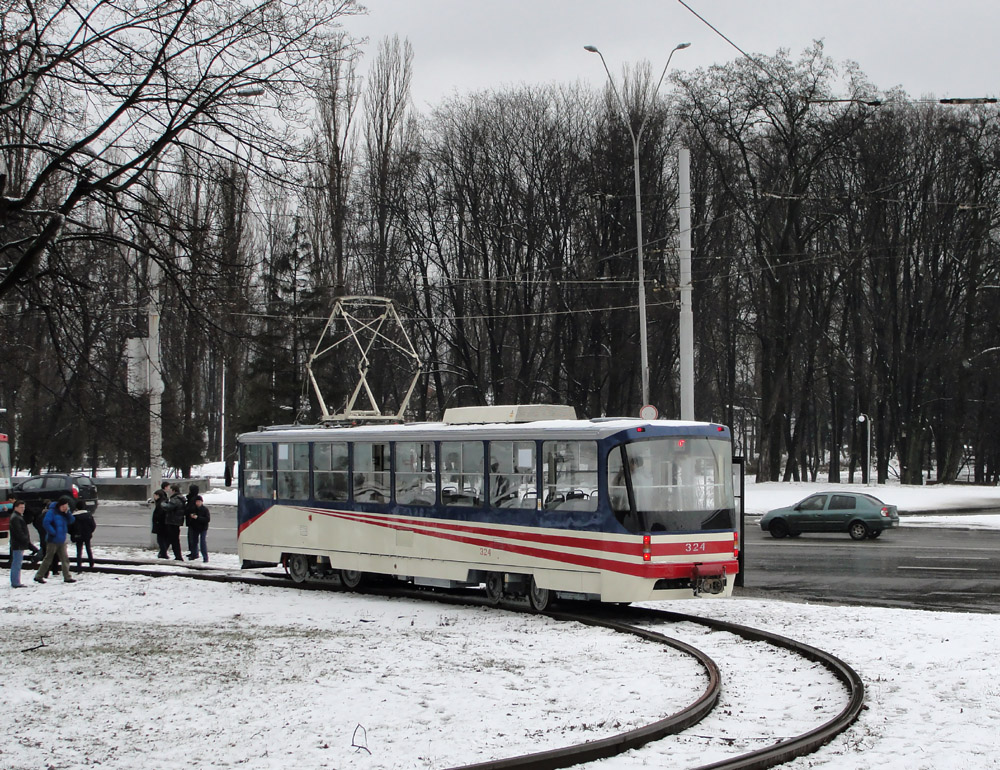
[{"left": 238, "top": 406, "right": 740, "bottom": 609}]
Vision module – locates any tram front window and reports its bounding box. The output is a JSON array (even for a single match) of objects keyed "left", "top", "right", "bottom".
[{"left": 608, "top": 437, "right": 734, "bottom": 532}]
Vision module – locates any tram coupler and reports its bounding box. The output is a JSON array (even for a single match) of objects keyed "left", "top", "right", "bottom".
[{"left": 692, "top": 564, "right": 727, "bottom": 596}]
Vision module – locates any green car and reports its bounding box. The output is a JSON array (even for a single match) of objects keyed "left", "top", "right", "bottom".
[{"left": 760, "top": 491, "right": 900, "bottom": 540}]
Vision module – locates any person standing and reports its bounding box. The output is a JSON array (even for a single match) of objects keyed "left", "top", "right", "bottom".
[
  {"left": 71, "top": 507, "right": 97, "bottom": 571},
  {"left": 186, "top": 495, "right": 211, "bottom": 562},
  {"left": 150, "top": 482, "right": 170, "bottom": 558},
  {"left": 163, "top": 484, "right": 186, "bottom": 561},
  {"left": 9, "top": 500, "right": 40, "bottom": 588},
  {"left": 31, "top": 502, "right": 47, "bottom": 557},
  {"left": 33, "top": 496, "right": 77, "bottom": 584},
  {"left": 184, "top": 484, "right": 200, "bottom": 560}
]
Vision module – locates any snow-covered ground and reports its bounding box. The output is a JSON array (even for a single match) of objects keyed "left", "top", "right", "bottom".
[
  {"left": 2, "top": 548, "right": 997, "bottom": 770},
  {"left": 9, "top": 466, "right": 1000, "bottom": 770},
  {"left": 5, "top": 467, "right": 998, "bottom": 768}
]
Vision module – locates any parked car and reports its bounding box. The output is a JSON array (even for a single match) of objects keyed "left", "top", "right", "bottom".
[
  {"left": 760, "top": 491, "right": 899, "bottom": 540},
  {"left": 12, "top": 473, "right": 99, "bottom": 517}
]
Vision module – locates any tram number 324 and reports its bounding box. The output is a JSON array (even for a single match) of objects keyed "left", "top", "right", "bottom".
[{"left": 685, "top": 542, "right": 708, "bottom": 553}]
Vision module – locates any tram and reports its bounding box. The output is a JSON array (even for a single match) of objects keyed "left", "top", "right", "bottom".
[
  {"left": 236, "top": 405, "right": 740, "bottom": 610},
  {"left": 0, "top": 433, "right": 12, "bottom": 549}
]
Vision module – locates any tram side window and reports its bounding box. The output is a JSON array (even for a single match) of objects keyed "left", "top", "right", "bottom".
[
  {"left": 395, "top": 442, "right": 435, "bottom": 506},
  {"left": 441, "top": 441, "right": 484, "bottom": 507},
  {"left": 488, "top": 440, "right": 536, "bottom": 508},
  {"left": 277, "top": 442, "right": 310, "bottom": 500},
  {"left": 243, "top": 443, "right": 273, "bottom": 500},
  {"left": 354, "top": 442, "right": 390, "bottom": 503},
  {"left": 313, "top": 442, "right": 348, "bottom": 502},
  {"left": 542, "top": 441, "right": 598, "bottom": 511}
]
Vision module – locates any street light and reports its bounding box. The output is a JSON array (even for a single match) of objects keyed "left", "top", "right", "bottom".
[
  {"left": 857, "top": 413, "right": 873, "bottom": 485},
  {"left": 585, "top": 42, "right": 690, "bottom": 410}
]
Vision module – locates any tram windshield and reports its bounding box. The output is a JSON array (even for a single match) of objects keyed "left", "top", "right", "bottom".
[{"left": 607, "top": 437, "right": 734, "bottom": 533}]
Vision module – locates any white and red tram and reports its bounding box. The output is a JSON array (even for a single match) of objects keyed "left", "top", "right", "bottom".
[{"left": 237, "top": 405, "right": 740, "bottom": 610}]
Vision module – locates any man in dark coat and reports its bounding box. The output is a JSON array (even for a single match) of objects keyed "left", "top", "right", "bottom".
[
  {"left": 184, "top": 484, "right": 200, "bottom": 560},
  {"left": 33, "top": 496, "right": 77, "bottom": 584},
  {"left": 71, "top": 507, "right": 97, "bottom": 571},
  {"left": 150, "top": 481, "right": 170, "bottom": 558},
  {"left": 31, "top": 503, "right": 47, "bottom": 557},
  {"left": 186, "top": 495, "right": 211, "bottom": 562},
  {"left": 162, "top": 484, "right": 186, "bottom": 561},
  {"left": 8, "top": 499, "right": 40, "bottom": 587}
]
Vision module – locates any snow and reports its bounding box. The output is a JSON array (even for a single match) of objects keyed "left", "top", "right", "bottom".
[{"left": 4, "top": 472, "right": 999, "bottom": 769}]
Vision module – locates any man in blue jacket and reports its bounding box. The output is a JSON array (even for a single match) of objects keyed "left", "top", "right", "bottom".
[{"left": 33, "top": 496, "right": 77, "bottom": 584}]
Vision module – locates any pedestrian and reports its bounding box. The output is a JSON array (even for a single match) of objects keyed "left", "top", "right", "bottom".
[
  {"left": 9, "top": 500, "right": 40, "bottom": 588},
  {"left": 162, "top": 484, "right": 186, "bottom": 561},
  {"left": 31, "top": 501, "right": 48, "bottom": 555},
  {"left": 186, "top": 495, "right": 211, "bottom": 562},
  {"left": 71, "top": 506, "right": 97, "bottom": 571},
  {"left": 33, "top": 496, "right": 77, "bottom": 584},
  {"left": 185, "top": 484, "right": 200, "bottom": 559},
  {"left": 31, "top": 498, "right": 66, "bottom": 577},
  {"left": 150, "top": 482, "right": 170, "bottom": 558}
]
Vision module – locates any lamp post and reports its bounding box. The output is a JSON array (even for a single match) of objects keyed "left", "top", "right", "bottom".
[
  {"left": 585, "top": 42, "right": 690, "bottom": 411},
  {"left": 857, "top": 413, "right": 872, "bottom": 485}
]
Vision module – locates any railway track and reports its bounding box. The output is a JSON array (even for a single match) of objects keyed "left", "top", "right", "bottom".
[{"left": 9, "top": 555, "right": 864, "bottom": 769}]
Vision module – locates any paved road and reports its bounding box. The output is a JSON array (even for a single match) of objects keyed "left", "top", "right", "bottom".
[
  {"left": 92, "top": 503, "right": 238, "bottom": 554},
  {"left": 741, "top": 519, "right": 1000, "bottom": 613},
  {"left": 89, "top": 503, "right": 1000, "bottom": 612}
]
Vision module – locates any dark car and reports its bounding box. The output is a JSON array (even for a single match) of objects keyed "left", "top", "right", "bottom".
[
  {"left": 12, "top": 473, "right": 99, "bottom": 517},
  {"left": 760, "top": 491, "right": 899, "bottom": 541}
]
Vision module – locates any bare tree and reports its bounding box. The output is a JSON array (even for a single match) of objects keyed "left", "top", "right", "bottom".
[{"left": 0, "top": 0, "right": 361, "bottom": 299}]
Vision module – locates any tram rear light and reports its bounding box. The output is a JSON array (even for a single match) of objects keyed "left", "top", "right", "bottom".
[
  {"left": 733, "top": 530, "right": 740, "bottom": 556},
  {"left": 642, "top": 534, "right": 651, "bottom": 562}
]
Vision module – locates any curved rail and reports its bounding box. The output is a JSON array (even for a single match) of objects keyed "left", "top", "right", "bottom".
[
  {"left": 449, "top": 608, "right": 722, "bottom": 770},
  {"left": 625, "top": 605, "right": 867, "bottom": 770},
  {"left": 38, "top": 557, "right": 865, "bottom": 770}
]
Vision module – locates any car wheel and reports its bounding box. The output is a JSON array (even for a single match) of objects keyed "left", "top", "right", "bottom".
[
  {"left": 868, "top": 530, "right": 882, "bottom": 539},
  {"left": 768, "top": 519, "right": 789, "bottom": 539},
  {"left": 849, "top": 521, "right": 869, "bottom": 540}
]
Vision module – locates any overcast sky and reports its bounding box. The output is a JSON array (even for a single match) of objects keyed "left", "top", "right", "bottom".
[{"left": 347, "top": 1, "right": 998, "bottom": 110}]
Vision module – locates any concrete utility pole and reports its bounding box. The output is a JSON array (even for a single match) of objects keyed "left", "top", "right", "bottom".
[
  {"left": 148, "top": 257, "right": 164, "bottom": 497},
  {"left": 679, "top": 148, "right": 694, "bottom": 420}
]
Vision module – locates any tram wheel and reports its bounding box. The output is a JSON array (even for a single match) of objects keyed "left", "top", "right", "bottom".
[
  {"left": 340, "top": 569, "right": 365, "bottom": 589},
  {"left": 867, "top": 529, "right": 882, "bottom": 539},
  {"left": 287, "top": 554, "right": 310, "bottom": 584},
  {"left": 849, "top": 521, "right": 869, "bottom": 541},
  {"left": 527, "top": 577, "right": 551, "bottom": 613},
  {"left": 485, "top": 573, "right": 504, "bottom": 605}
]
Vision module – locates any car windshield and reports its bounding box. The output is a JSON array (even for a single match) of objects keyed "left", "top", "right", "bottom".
[{"left": 607, "top": 436, "right": 735, "bottom": 533}]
